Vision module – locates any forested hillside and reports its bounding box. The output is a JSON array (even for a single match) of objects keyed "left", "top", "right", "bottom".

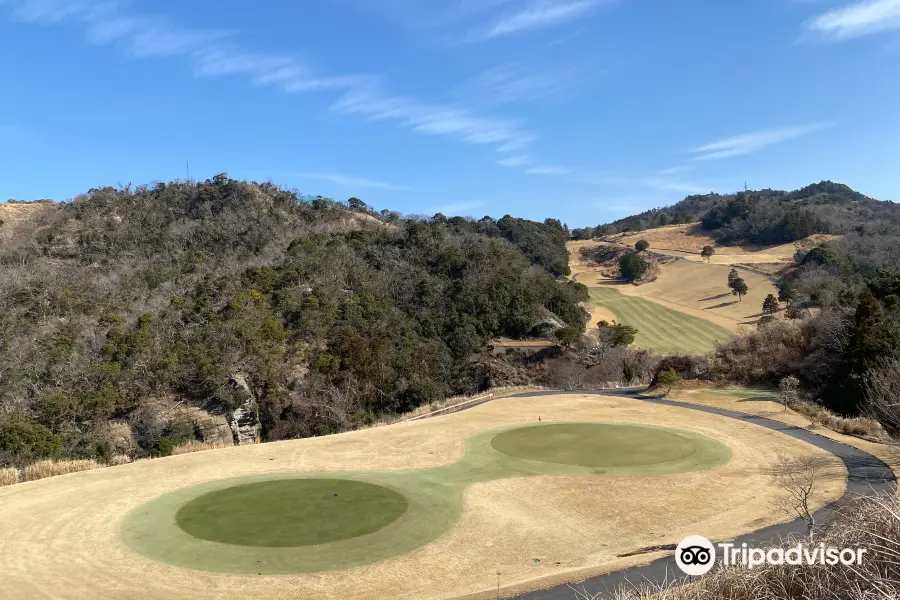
[
  {"left": 603, "top": 183, "right": 900, "bottom": 424},
  {"left": 0, "top": 176, "right": 586, "bottom": 466},
  {"left": 573, "top": 181, "right": 899, "bottom": 245}
]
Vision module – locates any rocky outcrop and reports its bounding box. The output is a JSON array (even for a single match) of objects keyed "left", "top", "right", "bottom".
[
  {"left": 181, "top": 406, "right": 233, "bottom": 447},
  {"left": 532, "top": 308, "right": 568, "bottom": 338},
  {"left": 228, "top": 373, "right": 261, "bottom": 445}
]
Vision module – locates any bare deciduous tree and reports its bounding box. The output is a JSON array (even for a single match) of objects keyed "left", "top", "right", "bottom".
[
  {"left": 546, "top": 360, "right": 586, "bottom": 391},
  {"left": 864, "top": 356, "right": 900, "bottom": 437},
  {"left": 777, "top": 375, "right": 800, "bottom": 411},
  {"left": 771, "top": 453, "right": 820, "bottom": 536}
]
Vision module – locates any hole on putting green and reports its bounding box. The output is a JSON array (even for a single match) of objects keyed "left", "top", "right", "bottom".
[
  {"left": 490, "top": 423, "right": 698, "bottom": 468},
  {"left": 175, "top": 479, "right": 409, "bottom": 547}
]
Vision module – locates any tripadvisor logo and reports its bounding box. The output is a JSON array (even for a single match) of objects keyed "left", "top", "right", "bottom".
[{"left": 675, "top": 535, "right": 867, "bottom": 576}]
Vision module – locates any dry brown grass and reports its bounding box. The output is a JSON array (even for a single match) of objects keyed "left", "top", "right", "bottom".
[
  {"left": 607, "top": 224, "right": 838, "bottom": 265},
  {"left": 790, "top": 400, "right": 890, "bottom": 443},
  {"left": 0, "top": 202, "right": 62, "bottom": 242},
  {"left": 372, "top": 385, "right": 546, "bottom": 426},
  {"left": 567, "top": 240, "right": 779, "bottom": 333},
  {"left": 21, "top": 459, "right": 102, "bottom": 482},
  {"left": 170, "top": 440, "right": 231, "bottom": 455},
  {"left": 0, "top": 467, "right": 20, "bottom": 487},
  {"left": 593, "top": 493, "right": 900, "bottom": 600},
  {"left": 109, "top": 454, "right": 133, "bottom": 466},
  {"left": 0, "top": 392, "right": 846, "bottom": 600}
]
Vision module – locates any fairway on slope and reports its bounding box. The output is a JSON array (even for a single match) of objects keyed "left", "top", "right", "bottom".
[
  {"left": 589, "top": 287, "right": 732, "bottom": 354},
  {"left": 0, "top": 392, "right": 846, "bottom": 600},
  {"left": 569, "top": 239, "right": 780, "bottom": 336}
]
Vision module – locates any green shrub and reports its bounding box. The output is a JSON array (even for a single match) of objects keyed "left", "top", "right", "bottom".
[
  {"left": 619, "top": 252, "right": 649, "bottom": 282},
  {"left": 0, "top": 415, "right": 61, "bottom": 463}
]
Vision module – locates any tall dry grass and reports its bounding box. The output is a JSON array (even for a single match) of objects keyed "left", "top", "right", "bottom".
[
  {"left": 0, "top": 467, "right": 20, "bottom": 487},
  {"left": 170, "top": 440, "right": 231, "bottom": 455},
  {"left": 790, "top": 400, "right": 890, "bottom": 443},
  {"left": 582, "top": 494, "right": 900, "bottom": 600},
  {"left": 21, "top": 459, "right": 102, "bottom": 482}
]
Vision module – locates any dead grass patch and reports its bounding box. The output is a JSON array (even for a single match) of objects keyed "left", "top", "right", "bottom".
[
  {"left": 21, "top": 459, "right": 102, "bottom": 482},
  {"left": 0, "top": 467, "right": 20, "bottom": 487},
  {"left": 170, "top": 440, "right": 231, "bottom": 455},
  {"left": 109, "top": 454, "right": 133, "bottom": 466},
  {"left": 597, "top": 493, "right": 900, "bottom": 600},
  {"left": 790, "top": 400, "right": 890, "bottom": 443}
]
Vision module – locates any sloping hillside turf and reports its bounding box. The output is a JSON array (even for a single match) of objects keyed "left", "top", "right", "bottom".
[{"left": 589, "top": 287, "right": 733, "bottom": 354}]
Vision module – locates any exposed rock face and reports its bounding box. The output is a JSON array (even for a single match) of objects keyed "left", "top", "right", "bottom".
[
  {"left": 181, "top": 406, "right": 233, "bottom": 446},
  {"left": 532, "top": 308, "right": 568, "bottom": 338},
  {"left": 228, "top": 373, "right": 261, "bottom": 446}
]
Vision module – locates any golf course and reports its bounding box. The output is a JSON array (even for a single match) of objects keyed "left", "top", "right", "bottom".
[
  {"left": 587, "top": 287, "right": 733, "bottom": 354},
  {"left": 1, "top": 390, "right": 854, "bottom": 599},
  {"left": 122, "top": 420, "right": 730, "bottom": 574}
]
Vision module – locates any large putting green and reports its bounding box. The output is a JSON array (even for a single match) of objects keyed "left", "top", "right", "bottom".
[
  {"left": 589, "top": 287, "right": 732, "bottom": 355},
  {"left": 175, "top": 479, "right": 409, "bottom": 547},
  {"left": 491, "top": 423, "right": 697, "bottom": 468},
  {"left": 122, "top": 421, "right": 731, "bottom": 574}
]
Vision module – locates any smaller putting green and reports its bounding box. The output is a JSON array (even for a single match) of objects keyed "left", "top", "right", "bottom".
[
  {"left": 490, "top": 423, "right": 698, "bottom": 468},
  {"left": 175, "top": 479, "right": 408, "bottom": 547}
]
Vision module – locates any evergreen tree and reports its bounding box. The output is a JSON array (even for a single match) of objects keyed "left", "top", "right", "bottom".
[
  {"left": 824, "top": 289, "right": 899, "bottom": 415},
  {"left": 778, "top": 281, "right": 797, "bottom": 304},
  {"left": 728, "top": 268, "right": 740, "bottom": 288},
  {"left": 731, "top": 277, "right": 749, "bottom": 301}
]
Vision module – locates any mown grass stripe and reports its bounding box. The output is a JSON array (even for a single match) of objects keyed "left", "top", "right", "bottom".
[{"left": 588, "top": 287, "right": 732, "bottom": 355}]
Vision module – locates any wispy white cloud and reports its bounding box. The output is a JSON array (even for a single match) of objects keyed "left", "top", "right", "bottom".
[
  {"left": 4, "top": 0, "right": 362, "bottom": 94},
  {"left": 644, "top": 180, "right": 709, "bottom": 194},
  {"left": 498, "top": 155, "right": 532, "bottom": 167},
  {"left": 332, "top": 84, "right": 536, "bottom": 152},
  {"left": 576, "top": 171, "right": 631, "bottom": 186},
  {"left": 429, "top": 201, "right": 485, "bottom": 215},
  {"left": 344, "top": 0, "right": 602, "bottom": 42},
  {"left": 294, "top": 172, "right": 409, "bottom": 191},
  {"left": 691, "top": 123, "right": 834, "bottom": 160},
  {"left": 525, "top": 165, "right": 572, "bottom": 175},
  {"left": 341, "top": 0, "right": 513, "bottom": 30},
  {"left": 458, "top": 62, "right": 590, "bottom": 106},
  {"left": 808, "top": 0, "right": 900, "bottom": 40},
  {"left": 481, "top": 1, "right": 602, "bottom": 39},
  {"left": 2, "top": 0, "right": 541, "bottom": 155},
  {"left": 658, "top": 164, "right": 694, "bottom": 175}
]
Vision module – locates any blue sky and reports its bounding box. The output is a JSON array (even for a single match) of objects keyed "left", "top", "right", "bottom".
[{"left": 1, "top": 0, "right": 899, "bottom": 226}]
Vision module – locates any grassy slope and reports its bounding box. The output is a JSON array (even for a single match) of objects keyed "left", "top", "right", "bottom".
[{"left": 589, "top": 287, "right": 733, "bottom": 354}]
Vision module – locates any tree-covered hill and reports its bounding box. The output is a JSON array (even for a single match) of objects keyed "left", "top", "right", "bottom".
[
  {"left": 586, "top": 182, "right": 900, "bottom": 424},
  {"left": 573, "top": 181, "right": 899, "bottom": 245},
  {"left": 0, "top": 176, "right": 586, "bottom": 466}
]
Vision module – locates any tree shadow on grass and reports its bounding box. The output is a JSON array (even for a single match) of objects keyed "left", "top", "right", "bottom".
[
  {"left": 700, "top": 293, "right": 731, "bottom": 302},
  {"left": 706, "top": 301, "right": 738, "bottom": 309}
]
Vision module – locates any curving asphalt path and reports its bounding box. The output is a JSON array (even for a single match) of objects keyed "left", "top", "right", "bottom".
[{"left": 505, "top": 389, "right": 896, "bottom": 600}]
